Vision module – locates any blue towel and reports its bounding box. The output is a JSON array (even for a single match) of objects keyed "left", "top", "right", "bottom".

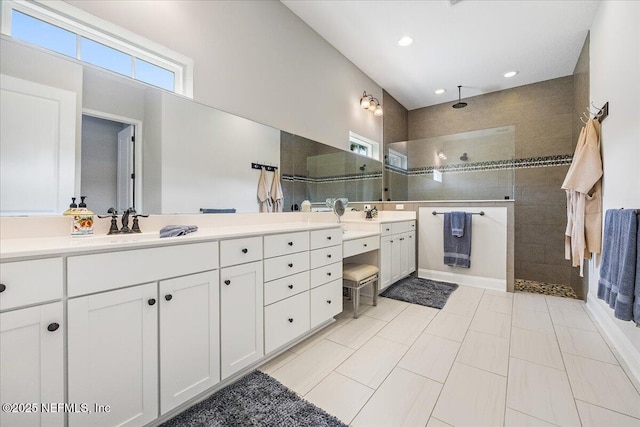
[
  {"left": 451, "top": 211, "right": 466, "bottom": 237},
  {"left": 159, "top": 225, "right": 198, "bottom": 238},
  {"left": 443, "top": 212, "right": 472, "bottom": 268},
  {"left": 597, "top": 209, "right": 638, "bottom": 322}
]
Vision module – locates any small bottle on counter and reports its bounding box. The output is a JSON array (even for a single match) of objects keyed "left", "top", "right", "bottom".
[{"left": 63, "top": 196, "right": 94, "bottom": 236}]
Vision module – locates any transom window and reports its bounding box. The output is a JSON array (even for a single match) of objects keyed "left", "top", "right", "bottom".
[
  {"left": 1, "top": 0, "right": 193, "bottom": 96},
  {"left": 349, "top": 131, "right": 380, "bottom": 161}
]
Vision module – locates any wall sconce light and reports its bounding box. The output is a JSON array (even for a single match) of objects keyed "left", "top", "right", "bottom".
[{"left": 360, "top": 91, "right": 383, "bottom": 116}]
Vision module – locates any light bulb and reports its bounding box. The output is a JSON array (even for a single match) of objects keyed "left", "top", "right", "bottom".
[
  {"left": 374, "top": 105, "right": 383, "bottom": 116},
  {"left": 368, "top": 99, "right": 377, "bottom": 111},
  {"left": 360, "top": 96, "right": 370, "bottom": 109}
]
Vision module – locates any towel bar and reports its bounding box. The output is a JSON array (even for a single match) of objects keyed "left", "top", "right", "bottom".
[{"left": 432, "top": 211, "right": 484, "bottom": 216}]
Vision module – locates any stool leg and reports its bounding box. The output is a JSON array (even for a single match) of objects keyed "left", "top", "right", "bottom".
[
  {"left": 353, "top": 288, "right": 360, "bottom": 319},
  {"left": 373, "top": 278, "right": 378, "bottom": 307}
]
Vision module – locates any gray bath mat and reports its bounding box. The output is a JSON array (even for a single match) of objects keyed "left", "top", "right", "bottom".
[
  {"left": 160, "top": 370, "right": 346, "bottom": 427},
  {"left": 380, "top": 277, "right": 458, "bottom": 309}
]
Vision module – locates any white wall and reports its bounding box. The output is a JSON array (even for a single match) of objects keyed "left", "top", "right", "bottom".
[
  {"left": 65, "top": 0, "right": 383, "bottom": 152},
  {"left": 586, "top": 0, "right": 640, "bottom": 381},
  {"left": 418, "top": 207, "right": 508, "bottom": 291}
]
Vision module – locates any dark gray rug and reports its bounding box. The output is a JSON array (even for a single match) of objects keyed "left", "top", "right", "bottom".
[
  {"left": 380, "top": 277, "right": 458, "bottom": 309},
  {"left": 160, "top": 371, "right": 346, "bottom": 427}
]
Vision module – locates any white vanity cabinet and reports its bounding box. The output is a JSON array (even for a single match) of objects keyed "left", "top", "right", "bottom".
[
  {"left": 159, "top": 271, "right": 220, "bottom": 414},
  {"left": 0, "top": 302, "right": 64, "bottom": 427},
  {"left": 379, "top": 221, "right": 416, "bottom": 290},
  {"left": 0, "top": 258, "right": 64, "bottom": 427},
  {"left": 220, "top": 260, "right": 264, "bottom": 379},
  {"left": 68, "top": 283, "right": 158, "bottom": 427},
  {"left": 308, "top": 229, "right": 343, "bottom": 329}
]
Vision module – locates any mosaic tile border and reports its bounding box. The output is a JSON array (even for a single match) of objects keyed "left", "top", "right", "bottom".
[
  {"left": 282, "top": 172, "right": 382, "bottom": 184},
  {"left": 384, "top": 154, "right": 574, "bottom": 176}
]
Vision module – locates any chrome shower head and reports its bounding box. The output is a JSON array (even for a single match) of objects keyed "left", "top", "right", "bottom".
[{"left": 453, "top": 85, "right": 467, "bottom": 109}]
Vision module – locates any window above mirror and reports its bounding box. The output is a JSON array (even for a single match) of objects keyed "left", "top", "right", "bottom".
[{"left": 1, "top": 0, "right": 193, "bottom": 96}]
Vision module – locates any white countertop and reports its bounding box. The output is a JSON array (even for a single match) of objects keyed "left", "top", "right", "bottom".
[{"left": 0, "top": 222, "right": 339, "bottom": 260}]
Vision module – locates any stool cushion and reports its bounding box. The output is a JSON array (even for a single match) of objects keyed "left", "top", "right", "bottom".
[{"left": 343, "top": 263, "right": 379, "bottom": 282}]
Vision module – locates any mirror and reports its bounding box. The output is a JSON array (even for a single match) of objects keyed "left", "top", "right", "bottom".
[
  {"left": 1, "top": 37, "right": 384, "bottom": 216},
  {"left": 280, "top": 131, "right": 383, "bottom": 211},
  {"left": 384, "top": 126, "right": 516, "bottom": 201}
]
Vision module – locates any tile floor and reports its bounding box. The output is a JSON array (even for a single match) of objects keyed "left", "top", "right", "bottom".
[{"left": 258, "top": 287, "right": 640, "bottom": 427}]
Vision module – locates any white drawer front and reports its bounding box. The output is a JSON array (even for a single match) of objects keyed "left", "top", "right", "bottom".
[
  {"left": 310, "top": 262, "right": 343, "bottom": 289},
  {"left": 392, "top": 220, "right": 415, "bottom": 234},
  {"left": 310, "top": 280, "right": 343, "bottom": 328},
  {"left": 343, "top": 236, "right": 380, "bottom": 258},
  {"left": 68, "top": 242, "right": 219, "bottom": 297},
  {"left": 380, "top": 224, "right": 393, "bottom": 236},
  {"left": 264, "top": 232, "right": 309, "bottom": 258},
  {"left": 0, "top": 258, "right": 63, "bottom": 311},
  {"left": 310, "top": 245, "right": 342, "bottom": 269},
  {"left": 220, "top": 236, "right": 262, "bottom": 267},
  {"left": 264, "top": 292, "right": 310, "bottom": 354},
  {"left": 310, "top": 228, "right": 343, "bottom": 250},
  {"left": 263, "top": 251, "right": 310, "bottom": 282},
  {"left": 264, "top": 271, "right": 310, "bottom": 306}
]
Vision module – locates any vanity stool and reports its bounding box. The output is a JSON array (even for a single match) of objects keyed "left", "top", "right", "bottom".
[{"left": 342, "top": 263, "right": 379, "bottom": 318}]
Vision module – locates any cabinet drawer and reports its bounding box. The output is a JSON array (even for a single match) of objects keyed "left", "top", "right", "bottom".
[
  {"left": 310, "top": 228, "right": 343, "bottom": 250},
  {"left": 264, "top": 231, "right": 309, "bottom": 258},
  {"left": 68, "top": 242, "right": 219, "bottom": 297},
  {"left": 392, "top": 221, "right": 416, "bottom": 234},
  {"left": 380, "top": 223, "right": 393, "bottom": 236},
  {"left": 263, "top": 251, "right": 310, "bottom": 282},
  {"left": 0, "top": 258, "right": 63, "bottom": 311},
  {"left": 310, "top": 280, "right": 343, "bottom": 328},
  {"left": 343, "top": 236, "right": 380, "bottom": 258},
  {"left": 264, "top": 292, "right": 310, "bottom": 354},
  {"left": 264, "top": 271, "right": 309, "bottom": 306},
  {"left": 220, "top": 236, "right": 262, "bottom": 267},
  {"left": 310, "top": 262, "right": 342, "bottom": 289},
  {"left": 310, "top": 245, "right": 342, "bottom": 269}
]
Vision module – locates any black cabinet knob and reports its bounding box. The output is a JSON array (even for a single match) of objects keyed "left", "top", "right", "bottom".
[
  {"left": 242, "top": 248, "right": 248, "bottom": 254},
  {"left": 288, "top": 318, "right": 294, "bottom": 323},
  {"left": 0, "top": 283, "right": 5, "bottom": 293},
  {"left": 224, "top": 279, "right": 231, "bottom": 285},
  {"left": 386, "top": 228, "right": 390, "bottom": 231},
  {"left": 288, "top": 263, "right": 293, "bottom": 267},
  {"left": 327, "top": 272, "right": 332, "bottom": 276},
  {"left": 327, "top": 236, "right": 332, "bottom": 240},
  {"left": 364, "top": 243, "right": 368, "bottom": 247},
  {"left": 148, "top": 298, "right": 156, "bottom": 306},
  {"left": 165, "top": 294, "right": 173, "bottom": 301},
  {"left": 288, "top": 242, "right": 293, "bottom": 246},
  {"left": 327, "top": 254, "right": 332, "bottom": 258},
  {"left": 47, "top": 322, "right": 59, "bottom": 332},
  {"left": 288, "top": 284, "right": 294, "bottom": 289},
  {"left": 326, "top": 300, "right": 332, "bottom": 304}
]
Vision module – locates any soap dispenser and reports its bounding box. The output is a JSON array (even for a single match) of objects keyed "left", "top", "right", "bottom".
[{"left": 65, "top": 196, "right": 94, "bottom": 236}]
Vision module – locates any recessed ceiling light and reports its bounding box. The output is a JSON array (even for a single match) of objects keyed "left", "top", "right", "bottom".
[
  {"left": 504, "top": 70, "right": 519, "bottom": 78},
  {"left": 398, "top": 36, "right": 413, "bottom": 47},
  {"left": 434, "top": 89, "right": 446, "bottom": 95}
]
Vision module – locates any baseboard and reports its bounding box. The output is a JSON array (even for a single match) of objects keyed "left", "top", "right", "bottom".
[
  {"left": 418, "top": 268, "right": 506, "bottom": 291},
  {"left": 586, "top": 294, "right": 640, "bottom": 387}
]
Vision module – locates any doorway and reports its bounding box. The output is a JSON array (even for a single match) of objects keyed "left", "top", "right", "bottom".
[{"left": 81, "top": 113, "right": 139, "bottom": 214}]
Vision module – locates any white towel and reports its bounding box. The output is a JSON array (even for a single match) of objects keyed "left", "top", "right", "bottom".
[
  {"left": 257, "top": 167, "right": 272, "bottom": 213},
  {"left": 270, "top": 168, "right": 283, "bottom": 213}
]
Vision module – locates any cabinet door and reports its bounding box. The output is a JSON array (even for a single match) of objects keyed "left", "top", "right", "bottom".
[
  {"left": 220, "top": 261, "right": 264, "bottom": 379},
  {"left": 0, "top": 302, "right": 63, "bottom": 427},
  {"left": 159, "top": 271, "right": 220, "bottom": 414},
  {"left": 390, "top": 237, "right": 402, "bottom": 284},
  {"left": 379, "top": 235, "right": 393, "bottom": 290},
  {"left": 68, "top": 284, "right": 158, "bottom": 427},
  {"left": 407, "top": 231, "right": 416, "bottom": 273},
  {"left": 399, "top": 233, "right": 410, "bottom": 278}
]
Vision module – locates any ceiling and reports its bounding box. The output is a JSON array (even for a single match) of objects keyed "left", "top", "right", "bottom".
[{"left": 281, "top": 0, "right": 600, "bottom": 110}]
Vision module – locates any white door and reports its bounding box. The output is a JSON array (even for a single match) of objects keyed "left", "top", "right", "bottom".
[
  {"left": 220, "top": 261, "right": 264, "bottom": 379},
  {"left": 117, "top": 125, "right": 134, "bottom": 211},
  {"left": 0, "top": 74, "right": 76, "bottom": 215},
  {"left": 0, "top": 302, "right": 63, "bottom": 427},
  {"left": 407, "top": 231, "right": 416, "bottom": 274},
  {"left": 159, "top": 271, "right": 220, "bottom": 414},
  {"left": 68, "top": 284, "right": 158, "bottom": 427},
  {"left": 379, "top": 236, "right": 393, "bottom": 290}
]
